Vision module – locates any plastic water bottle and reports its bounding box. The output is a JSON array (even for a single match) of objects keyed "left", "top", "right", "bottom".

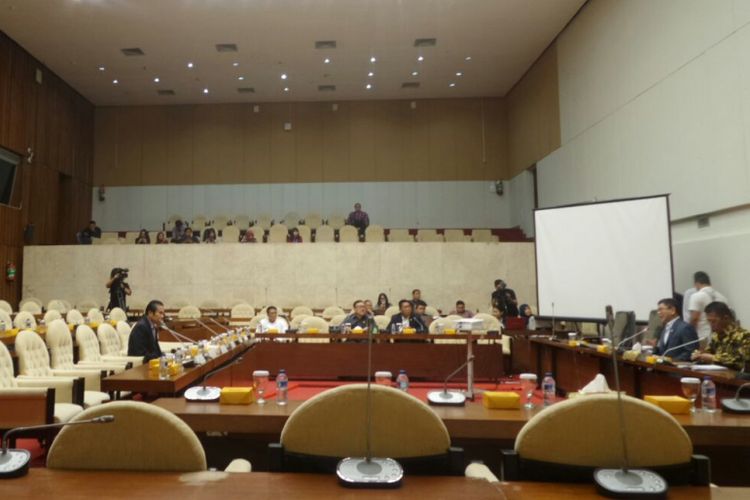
[
  {"left": 396, "top": 370, "right": 409, "bottom": 392},
  {"left": 276, "top": 369, "right": 289, "bottom": 406},
  {"left": 701, "top": 377, "right": 716, "bottom": 413},
  {"left": 542, "top": 372, "right": 556, "bottom": 407},
  {"left": 528, "top": 316, "right": 537, "bottom": 331}
]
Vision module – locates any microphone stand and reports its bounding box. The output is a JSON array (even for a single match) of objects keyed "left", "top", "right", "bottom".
[
  {"left": 0, "top": 416, "right": 114, "bottom": 478},
  {"left": 208, "top": 317, "right": 232, "bottom": 333},
  {"left": 183, "top": 354, "right": 245, "bottom": 402},
  {"left": 721, "top": 382, "right": 750, "bottom": 413},
  {"left": 427, "top": 355, "right": 476, "bottom": 406},
  {"left": 656, "top": 337, "right": 702, "bottom": 364}
]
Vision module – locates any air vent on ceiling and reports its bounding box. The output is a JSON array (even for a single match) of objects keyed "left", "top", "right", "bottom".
[
  {"left": 414, "top": 38, "right": 437, "bottom": 47},
  {"left": 315, "top": 40, "right": 337, "bottom": 49},
  {"left": 121, "top": 47, "right": 145, "bottom": 56},
  {"left": 216, "top": 43, "right": 238, "bottom": 52},
  {"left": 157, "top": 89, "right": 175, "bottom": 96},
  {"left": 318, "top": 85, "right": 336, "bottom": 92},
  {"left": 237, "top": 87, "right": 255, "bottom": 93},
  {"left": 401, "top": 82, "right": 420, "bottom": 89}
]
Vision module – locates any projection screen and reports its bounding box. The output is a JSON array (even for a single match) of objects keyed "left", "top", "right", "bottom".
[{"left": 534, "top": 195, "right": 673, "bottom": 321}]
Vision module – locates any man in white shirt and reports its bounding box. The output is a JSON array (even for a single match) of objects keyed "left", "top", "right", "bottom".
[
  {"left": 688, "top": 272, "right": 728, "bottom": 339},
  {"left": 257, "top": 306, "right": 289, "bottom": 334}
]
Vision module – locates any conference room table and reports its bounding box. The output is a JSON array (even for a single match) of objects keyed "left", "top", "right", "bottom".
[{"left": 8, "top": 469, "right": 747, "bottom": 499}]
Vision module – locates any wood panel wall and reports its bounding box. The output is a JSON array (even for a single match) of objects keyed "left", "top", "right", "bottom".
[
  {"left": 0, "top": 31, "right": 94, "bottom": 308},
  {"left": 93, "top": 98, "right": 508, "bottom": 186}
]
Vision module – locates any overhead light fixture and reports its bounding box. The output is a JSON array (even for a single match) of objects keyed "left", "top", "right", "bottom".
[
  {"left": 283, "top": 87, "right": 290, "bottom": 92},
  {"left": 238, "top": 76, "right": 245, "bottom": 80},
  {"left": 281, "top": 73, "right": 288, "bottom": 80},
  {"left": 203, "top": 88, "right": 209, "bottom": 94},
  {"left": 456, "top": 72, "right": 463, "bottom": 77},
  {"left": 324, "top": 58, "right": 331, "bottom": 64},
  {"left": 449, "top": 82, "right": 456, "bottom": 87},
  {"left": 370, "top": 56, "right": 376, "bottom": 63},
  {"left": 112, "top": 79, "right": 119, "bottom": 85},
  {"left": 417, "top": 56, "right": 424, "bottom": 62},
  {"left": 365, "top": 83, "right": 372, "bottom": 90},
  {"left": 216, "top": 43, "right": 238, "bottom": 53},
  {"left": 98, "top": 66, "right": 105, "bottom": 72},
  {"left": 187, "top": 62, "right": 194, "bottom": 68},
  {"left": 465, "top": 56, "right": 472, "bottom": 61},
  {"left": 368, "top": 71, "right": 374, "bottom": 77},
  {"left": 153, "top": 77, "right": 160, "bottom": 83},
  {"left": 411, "top": 71, "right": 418, "bottom": 77},
  {"left": 233, "top": 62, "right": 240, "bottom": 67}
]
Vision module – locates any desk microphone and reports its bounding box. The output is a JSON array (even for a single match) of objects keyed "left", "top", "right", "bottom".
[
  {"left": 207, "top": 317, "right": 232, "bottom": 333},
  {"left": 336, "top": 311, "right": 403, "bottom": 488},
  {"left": 616, "top": 327, "right": 648, "bottom": 351},
  {"left": 721, "top": 382, "right": 750, "bottom": 414},
  {"left": 159, "top": 323, "right": 195, "bottom": 347},
  {"left": 184, "top": 354, "right": 245, "bottom": 402},
  {"left": 594, "top": 306, "right": 667, "bottom": 498},
  {"left": 427, "top": 355, "right": 476, "bottom": 406},
  {"left": 656, "top": 337, "right": 702, "bottom": 364},
  {"left": 195, "top": 318, "right": 220, "bottom": 336},
  {"left": 0, "top": 415, "right": 114, "bottom": 478}
]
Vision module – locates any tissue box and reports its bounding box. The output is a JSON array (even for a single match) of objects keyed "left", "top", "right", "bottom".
[
  {"left": 644, "top": 395, "right": 690, "bottom": 415},
  {"left": 307, "top": 328, "right": 320, "bottom": 334},
  {"left": 482, "top": 391, "right": 520, "bottom": 409},
  {"left": 220, "top": 387, "right": 255, "bottom": 405}
]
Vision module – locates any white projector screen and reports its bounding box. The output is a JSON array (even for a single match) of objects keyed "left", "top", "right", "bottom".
[{"left": 535, "top": 196, "right": 674, "bottom": 321}]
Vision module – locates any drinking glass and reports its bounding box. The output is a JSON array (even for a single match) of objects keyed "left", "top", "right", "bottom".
[
  {"left": 519, "top": 373, "right": 538, "bottom": 409},
  {"left": 253, "top": 370, "right": 270, "bottom": 405},
  {"left": 681, "top": 377, "right": 701, "bottom": 413}
]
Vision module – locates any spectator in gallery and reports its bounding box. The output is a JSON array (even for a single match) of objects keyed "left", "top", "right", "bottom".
[
  {"left": 171, "top": 220, "right": 186, "bottom": 243},
  {"left": 78, "top": 220, "right": 102, "bottom": 244},
  {"left": 374, "top": 293, "right": 391, "bottom": 315},
  {"left": 450, "top": 300, "right": 474, "bottom": 318},
  {"left": 491, "top": 279, "right": 518, "bottom": 317},
  {"left": 288, "top": 227, "right": 303, "bottom": 243},
  {"left": 155, "top": 231, "right": 169, "bottom": 244},
  {"left": 134, "top": 229, "right": 150, "bottom": 244},
  {"left": 180, "top": 227, "right": 200, "bottom": 244},
  {"left": 240, "top": 229, "right": 257, "bottom": 243},
  {"left": 411, "top": 289, "right": 423, "bottom": 306},
  {"left": 346, "top": 202, "right": 370, "bottom": 238},
  {"left": 204, "top": 227, "right": 217, "bottom": 243}
]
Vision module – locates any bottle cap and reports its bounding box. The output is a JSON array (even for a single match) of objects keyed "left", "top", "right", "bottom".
[
  {"left": 545, "top": 372, "right": 552, "bottom": 377},
  {"left": 399, "top": 369, "right": 406, "bottom": 373},
  {"left": 279, "top": 369, "right": 286, "bottom": 373}
]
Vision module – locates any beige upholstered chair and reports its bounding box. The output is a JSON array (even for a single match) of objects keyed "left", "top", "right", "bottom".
[
  {"left": 303, "top": 213, "right": 323, "bottom": 229},
  {"left": 199, "top": 299, "right": 221, "bottom": 309},
  {"left": 268, "top": 224, "right": 289, "bottom": 243},
  {"left": 0, "top": 310, "right": 12, "bottom": 331},
  {"left": 115, "top": 321, "right": 132, "bottom": 354},
  {"left": 192, "top": 215, "right": 208, "bottom": 229},
  {"left": 248, "top": 314, "right": 267, "bottom": 332},
  {"left": 429, "top": 317, "right": 464, "bottom": 344},
  {"left": 166, "top": 214, "right": 184, "bottom": 228},
  {"left": 296, "top": 225, "right": 311, "bottom": 242},
  {"left": 178, "top": 305, "right": 202, "bottom": 319},
  {"left": 43, "top": 309, "right": 62, "bottom": 324},
  {"left": 65, "top": 309, "right": 85, "bottom": 326},
  {"left": 416, "top": 229, "right": 444, "bottom": 242},
  {"left": 230, "top": 303, "right": 255, "bottom": 326},
  {"left": 289, "top": 314, "right": 310, "bottom": 331},
  {"left": 290, "top": 306, "right": 314, "bottom": 318},
  {"left": 123, "top": 231, "right": 140, "bottom": 244},
  {"left": 221, "top": 225, "right": 240, "bottom": 243},
  {"left": 272, "top": 384, "right": 454, "bottom": 468},
  {"left": 388, "top": 229, "right": 413, "bottom": 242},
  {"left": 77, "top": 299, "right": 99, "bottom": 311},
  {"left": 314, "top": 225, "right": 335, "bottom": 242},
  {"left": 14, "top": 311, "right": 37, "bottom": 329},
  {"left": 0, "top": 341, "right": 83, "bottom": 422},
  {"left": 298, "top": 316, "right": 330, "bottom": 343},
  {"left": 384, "top": 305, "right": 400, "bottom": 318},
  {"left": 97, "top": 323, "right": 144, "bottom": 366},
  {"left": 61, "top": 300, "right": 73, "bottom": 312},
  {"left": 365, "top": 224, "right": 385, "bottom": 242},
  {"left": 234, "top": 215, "right": 251, "bottom": 228},
  {"left": 170, "top": 299, "right": 190, "bottom": 308},
  {"left": 338, "top": 225, "right": 359, "bottom": 242},
  {"left": 329, "top": 314, "right": 347, "bottom": 328},
  {"left": 471, "top": 229, "right": 498, "bottom": 242},
  {"left": 474, "top": 313, "right": 501, "bottom": 332},
  {"left": 0, "top": 299, "right": 12, "bottom": 314},
  {"left": 20, "top": 296, "right": 43, "bottom": 308},
  {"left": 425, "top": 305, "right": 439, "bottom": 317},
  {"left": 15, "top": 329, "right": 110, "bottom": 408},
  {"left": 46, "top": 321, "right": 128, "bottom": 380},
  {"left": 46, "top": 299, "right": 69, "bottom": 314},
  {"left": 327, "top": 215, "right": 346, "bottom": 230},
  {"left": 109, "top": 307, "right": 128, "bottom": 322},
  {"left": 444, "top": 229, "right": 470, "bottom": 242},
  {"left": 212, "top": 215, "right": 229, "bottom": 227},
  {"left": 75, "top": 325, "right": 132, "bottom": 369},
  {"left": 321, "top": 306, "right": 345, "bottom": 320},
  {"left": 283, "top": 212, "right": 301, "bottom": 226},
  {"left": 374, "top": 315, "right": 390, "bottom": 331},
  {"left": 20, "top": 300, "right": 42, "bottom": 314},
  {"left": 254, "top": 214, "right": 273, "bottom": 231},
  {"left": 87, "top": 308, "right": 105, "bottom": 324}
]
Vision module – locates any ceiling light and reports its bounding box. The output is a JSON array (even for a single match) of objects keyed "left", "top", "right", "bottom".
[
  {"left": 98, "top": 66, "right": 105, "bottom": 72},
  {"left": 456, "top": 72, "right": 463, "bottom": 77},
  {"left": 233, "top": 62, "right": 239, "bottom": 67},
  {"left": 365, "top": 83, "right": 372, "bottom": 90},
  {"left": 203, "top": 88, "right": 209, "bottom": 94},
  {"left": 324, "top": 58, "right": 331, "bottom": 64},
  {"left": 465, "top": 56, "right": 472, "bottom": 61},
  {"left": 417, "top": 56, "right": 424, "bottom": 62},
  {"left": 283, "top": 87, "right": 290, "bottom": 92},
  {"left": 153, "top": 77, "right": 160, "bottom": 83},
  {"left": 187, "top": 62, "right": 194, "bottom": 68},
  {"left": 411, "top": 71, "right": 418, "bottom": 77},
  {"left": 238, "top": 76, "right": 245, "bottom": 81},
  {"left": 368, "top": 71, "right": 374, "bottom": 77},
  {"left": 112, "top": 79, "right": 118, "bottom": 85},
  {"left": 449, "top": 82, "right": 456, "bottom": 87},
  {"left": 281, "top": 73, "right": 288, "bottom": 80},
  {"left": 370, "top": 56, "right": 376, "bottom": 63}
]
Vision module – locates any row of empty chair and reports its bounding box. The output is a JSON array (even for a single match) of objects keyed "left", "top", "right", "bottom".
[{"left": 167, "top": 213, "right": 351, "bottom": 231}]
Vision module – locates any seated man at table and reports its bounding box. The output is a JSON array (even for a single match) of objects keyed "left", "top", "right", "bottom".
[
  {"left": 342, "top": 300, "right": 375, "bottom": 332},
  {"left": 387, "top": 299, "right": 427, "bottom": 333},
  {"left": 649, "top": 298, "right": 698, "bottom": 361},
  {"left": 257, "top": 306, "right": 289, "bottom": 334},
  {"left": 450, "top": 300, "right": 474, "bottom": 318},
  {"left": 691, "top": 301, "right": 750, "bottom": 371},
  {"left": 128, "top": 300, "right": 165, "bottom": 362},
  {"left": 413, "top": 300, "right": 433, "bottom": 328}
]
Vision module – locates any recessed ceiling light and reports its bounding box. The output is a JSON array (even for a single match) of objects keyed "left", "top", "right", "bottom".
[
  {"left": 281, "top": 73, "right": 288, "bottom": 80},
  {"left": 370, "top": 56, "right": 376, "bottom": 63},
  {"left": 449, "top": 82, "right": 456, "bottom": 87},
  {"left": 98, "top": 66, "right": 105, "bottom": 72},
  {"left": 324, "top": 58, "right": 331, "bottom": 64},
  {"left": 112, "top": 79, "right": 119, "bottom": 85},
  {"left": 202, "top": 88, "right": 209, "bottom": 94},
  {"left": 238, "top": 76, "right": 245, "bottom": 81},
  {"left": 465, "top": 56, "right": 472, "bottom": 61},
  {"left": 233, "top": 62, "right": 239, "bottom": 67},
  {"left": 187, "top": 62, "right": 194, "bottom": 68},
  {"left": 417, "top": 56, "right": 424, "bottom": 62},
  {"left": 411, "top": 71, "right": 418, "bottom": 77},
  {"left": 368, "top": 71, "right": 374, "bottom": 77},
  {"left": 153, "top": 77, "right": 160, "bottom": 83},
  {"left": 365, "top": 83, "right": 372, "bottom": 90},
  {"left": 283, "top": 87, "right": 290, "bottom": 92},
  {"left": 456, "top": 72, "right": 463, "bottom": 77}
]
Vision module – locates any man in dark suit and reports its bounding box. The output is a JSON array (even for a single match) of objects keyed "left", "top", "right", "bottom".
[
  {"left": 652, "top": 298, "right": 699, "bottom": 361},
  {"left": 386, "top": 299, "right": 427, "bottom": 333},
  {"left": 128, "top": 299, "right": 165, "bottom": 362}
]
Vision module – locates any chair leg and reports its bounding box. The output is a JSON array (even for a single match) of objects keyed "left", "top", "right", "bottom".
[
  {"left": 268, "top": 443, "right": 284, "bottom": 472},
  {"left": 448, "top": 446, "right": 465, "bottom": 476},
  {"left": 500, "top": 449, "right": 520, "bottom": 481}
]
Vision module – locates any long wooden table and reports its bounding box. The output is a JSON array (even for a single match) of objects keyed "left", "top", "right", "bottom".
[{"left": 7, "top": 469, "right": 746, "bottom": 499}]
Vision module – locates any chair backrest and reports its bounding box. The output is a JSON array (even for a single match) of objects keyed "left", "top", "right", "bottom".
[
  {"left": 384, "top": 305, "right": 400, "bottom": 318},
  {"left": 474, "top": 313, "right": 501, "bottom": 331},
  {"left": 0, "top": 299, "right": 12, "bottom": 314},
  {"left": 444, "top": 229, "right": 468, "bottom": 242},
  {"left": 299, "top": 316, "right": 330, "bottom": 333},
  {"left": 46, "top": 299, "right": 68, "bottom": 313},
  {"left": 248, "top": 314, "right": 267, "bottom": 331},
  {"left": 166, "top": 214, "right": 183, "bottom": 227},
  {"left": 304, "top": 213, "right": 323, "bottom": 229},
  {"left": 289, "top": 315, "right": 310, "bottom": 331},
  {"left": 212, "top": 215, "right": 229, "bottom": 227},
  {"left": 14, "top": 311, "right": 37, "bottom": 329},
  {"left": 364, "top": 224, "right": 384, "bottom": 242},
  {"left": 321, "top": 306, "right": 345, "bottom": 320},
  {"left": 75, "top": 325, "right": 104, "bottom": 363},
  {"left": 221, "top": 225, "right": 240, "bottom": 243},
  {"left": 296, "top": 225, "right": 311, "bottom": 242},
  {"left": 268, "top": 224, "right": 289, "bottom": 243},
  {"left": 109, "top": 307, "right": 127, "bottom": 322},
  {"left": 281, "top": 384, "right": 450, "bottom": 458},
  {"left": 0, "top": 310, "right": 11, "bottom": 330},
  {"left": 15, "top": 330, "right": 53, "bottom": 377},
  {"left": 374, "top": 315, "right": 390, "bottom": 330},
  {"left": 429, "top": 317, "right": 457, "bottom": 334},
  {"left": 45, "top": 319, "right": 76, "bottom": 370},
  {"left": 20, "top": 300, "right": 42, "bottom": 314},
  {"left": 124, "top": 231, "right": 140, "bottom": 244},
  {"left": 329, "top": 314, "right": 347, "bottom": 327},
  {"left": 97, "top": 323, "right": 123, "bottom": 356},
  {"left": 234, "top": 215, "right": 251, "bottom": 228},
  {"left": 169, "top": 299, "right": 190, "bottom": 309},
  {"left": 515, "top": 394, "right": 692, "bottom": 468},
  {"left": 87, "top": 308, "right": 105, "bottom": 324},
  {"left": 290, "top": 306, "right": 314, "bottom": 318},
  {"left": 47, "top": 401, "right": 207, "bottom": 471},
  {"left": 424, "top": 306, "right": 439, "bottom": 317},
  {"left": 314, "top": 225, "right": 334, "bottom": 242},
  {"left": 44, "top": 310, "right": 62, "bottom": 324},
  {"left": 192, "top": 215, "right": 208, "bottom": 229},
  {"left": 0, "top": 341, "right": 18, "bottom": 388},
  {"left": 338, "top": 225, "right": 358, "bottom": 242},
  {"left": 77, "top": 299, "right": 100, "bottom": 311},
  {"left": 255, "top": 214, "right": 273, "bottom": 231},
  {"left": 416, "top": 229, "right": 444, "bottom": 242},
  {"left": 116, "top": 321, "right": 132, "bottom": 350},
  {"left": 327, "top": 215, "right": 345, "bottom": 230},
  {"left": 646, "top": 309, "right": 661, "bottom": 342},
  {"left": 388, "top": 229, "right": 413, "bottom": 242},
  {"left": 231, "top": 303, "right": 255, "bottom": 318},
  {"left": 66, "top": 309, "right": 85, "bottom": 326},
  {"left": 471, "top": 229, "right": 498, "bottom": 242},
  {"left": 283, "top": 212, "right": 301, "bottom": 226},
  {"left": 177, "top": 305, "right": 201, "bottom": 319}
]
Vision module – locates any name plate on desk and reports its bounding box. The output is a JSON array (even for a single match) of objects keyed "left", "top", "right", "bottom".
[
  {"left": 219, "top": 344, "right": 229, "bottom": 355},
  {"left": 194, "top": 354, "right": 207, "bottom": 365}
]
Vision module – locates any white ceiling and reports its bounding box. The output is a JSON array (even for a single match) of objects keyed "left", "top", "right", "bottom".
[{"left": 0, "top": 0, "right": 584, "bottom": 105}]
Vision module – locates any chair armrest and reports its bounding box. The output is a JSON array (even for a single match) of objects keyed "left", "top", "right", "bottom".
[
  {"left": 50, "top": 368, "right": 103, "bottom": 392},
  {"left": 224, "top": 459, "right": 252, "bottom": 473},
  {"left": 98, "top": 356, "right": 132, "bottom": 368},
  {"left": 15, "top": 376, "right": 77, "bottom": 404},
  {"left": 465, "top": 462, "right": 499, "bottom": 483},
  {"left": 0, "top": 387, "right": 53, "bottom": 427},
  {"left": 691, "top": 454, "right": 711, "bottom": 486},
  {"left": 500, "top": 449, "right": 520, "bottom": 481},
  {"left": 268, "top": 443, "right": 284, "bottom": 472}
]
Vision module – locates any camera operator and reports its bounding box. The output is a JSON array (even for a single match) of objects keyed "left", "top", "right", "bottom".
[{"left": 106, "top": 267, "right": 132, "bottom": 311}]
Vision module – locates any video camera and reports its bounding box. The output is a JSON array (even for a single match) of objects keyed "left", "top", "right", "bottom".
[{"left": 112, "top": 267, "right": 129, "bottom": 280}]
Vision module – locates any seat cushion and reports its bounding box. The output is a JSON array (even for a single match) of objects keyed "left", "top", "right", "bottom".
[
  {"left": 83, "top": 391, "right": 111, "bottom": 408},
  {"left": 54, "top": 403, "right": 84, "bottom": 423}
]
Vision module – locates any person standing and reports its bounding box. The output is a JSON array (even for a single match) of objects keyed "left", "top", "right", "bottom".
[
  {"left": 106, "top": 267, "right": 131, "bottom": 311},
  {"left": 491, "top": 279, "right": 518, "bottom": 317},
  {"left": 688, "top": 272, "right": 728, "bottom": 339}
]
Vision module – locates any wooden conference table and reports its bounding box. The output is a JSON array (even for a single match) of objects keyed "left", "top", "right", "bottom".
[{"left": 7, "top": 469, "right": 747, "bottom": 499}]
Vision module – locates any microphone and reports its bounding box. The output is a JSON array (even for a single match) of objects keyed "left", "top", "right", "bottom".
[
  {"left": 656, "top": 337, "right": 703, "bottom": 364},
  {"left": 616, "top": 327, "right": 648, "bottom": 351},
  {"left": 427, "top": 355, "right": 476, "bottom": 406},
  {"left": 721, "top": 383, "right": 750, "bottom": 414},
  {"left": 195, "top": 318, "right": 220, "bottom": 336},
  {"left": 336, "top": 306, "right": 403, "bottom": 488},
  {"left": 159, "top": 323, "right": 195, "bottom": 347},
  {"left": 183, "top": 355, "right": 245, "bottom": 402},
  {"left": 208, "top": 317, "right": 232, "bottom": 333},
  {"left": 594, "top": 306, "right": 668, "bottom": 498},
  {"left": 0, "top": 415, "right": 114, "bottom": 478}
]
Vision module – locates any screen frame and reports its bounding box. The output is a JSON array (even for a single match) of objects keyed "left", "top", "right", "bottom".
[{"left": 0, "top": 147, "right": 21, "bottom": 208}]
